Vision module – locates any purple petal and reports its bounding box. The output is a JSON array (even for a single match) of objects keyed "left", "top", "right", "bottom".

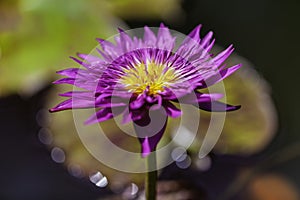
[
  {"left": 150, "top": 95, "right": 162, "bottom": 110},
  {"left": 163, "top": 101, "right": 182, "bottom": 118},
  {"left": 134, "top": 114, "right": 168, "bottom": 158},
  {"left": 49, "top": 99, "right": 73, "bottom": 112},
  {"left": 140, "top": 137, "right": 151, "bottom": 158},
  {"left": 156, "top": 23, "right": 175, "bottom": 51},
  {"left": 122, "top": 106, "right": 149, "bottom": 125},
  {"left": 96, "top": 38, "right": 116, "bottom": 50},
  {"left": 140, "top": 120, "right": 166, "bottom": 157},
  {"left": 56, "top": 68, "right": 79, "bottom": 78},
  {"left": 176, "top": 25, "right": 204, "bottom": 58},
  {"left": 121, "top": 108, "right": 132, "bottom": 124},
  {"left": 96, "top": 39, "right": 120, "bottom": 61},
  {"left": 96, "top": 97, "right": 127, "bottom": 108},
  {"left": 85, "top": 107, "right": 124, "bottom": 124},
  {"left": 210, "top": 45, "right": 234, "bottom": 66},
  {"left": 199, "top": 64, "right": 242, "bottom": 88},
  {"left": 203, "top": 38, "right": 215, "bottom": 52},
  {"left": 53, "top": 78, "right": 75, "bottom": 85},
  {"left": 198, "top": 101, "right": 241, "bottom": 112},
  {"left": 187, "top": 25, "right": 202, "bottom": 43},
  {"left": 200, "top": 31, "right": 213, "bottom": 48},
  {"left": 117, "top": 28, "right": 135, "bottom": 53},
  {"left": 143, "top": 26, "right": 157, "bottom": 46},
  {"left": 130, "top": 95, "right": 145, "bottom": 110},
  {"left": 179, "top": 92, "right": 224, "bottom": 104},
  {"left": 77, "top": 53, "right": 104, "bottom": 63},
  {"left": 70, "top": 56, "right": 90, "bottom": 68},
  {"left": 85, "top": 108, "right": 113, "bottom": 124},
  {"left": 59, "top": 91, "right": 91, "bottom": 98},
  {"left": 160, "top": 88, "right": 188, "bottom": 100},
  {"left": 49, "top": 98, "right": 95, "bottom": 112}
]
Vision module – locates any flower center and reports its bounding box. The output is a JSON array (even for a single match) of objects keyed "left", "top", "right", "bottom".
[{"left": 120, "top": 61, "right": 176, "bottom": 95}]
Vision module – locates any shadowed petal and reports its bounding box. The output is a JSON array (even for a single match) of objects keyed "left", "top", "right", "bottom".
[
  {"left": 163, "top": 101, "right": 182, "bottom": 118},
  {"left": 53, "top": 77, "right": 75, "bottom": 85},
  {"left": 134, "top": 115, "right": 168, "bottom": 158},
  {"left": 178, "top": 92, "right": 224, "bottom": 104},
  {"left": 130, "top": 95, "right": 145, "bottom": 110},
  {"left": 85, "top": 107, "right": 124, "bottom": 124},
  {"left": 198, "top": 101, "right": 241, "bottom": 112}
]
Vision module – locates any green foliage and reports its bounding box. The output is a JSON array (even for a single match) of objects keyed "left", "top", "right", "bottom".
[{"left": 0, "top": 0, "right": 118, "bottom": 96}]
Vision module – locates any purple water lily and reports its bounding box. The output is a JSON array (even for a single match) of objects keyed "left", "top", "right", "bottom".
[{"left": 50, "top": 24, "right": 241, "bottom": 157}]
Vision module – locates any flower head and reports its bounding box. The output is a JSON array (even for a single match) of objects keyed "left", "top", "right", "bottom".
[{"left": 50, "top": 24, "right": 241, "bottom": 157}]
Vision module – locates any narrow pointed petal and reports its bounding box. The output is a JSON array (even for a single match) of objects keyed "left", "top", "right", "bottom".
[
  {"left": 56, "top": 68, "right": 79, "bottom": 78},
  {"left": 200, "top": 64, "right": 242, "bottom": 88},
  {"left": 157, "top": 23, "right": 175, "bottom": 51},
  {"left": 59, "top": 91, "right": 94, "bottom": 100},
  {"left": 187, "top": 24, "right": 202, "bottom": 43},
  {"left": 85, "top": 108, "right": 113, "bottom": 124},
  {"left": 143, "top": 26, "right": 156, "bottom": 46},
  {"left": 96, "top": 38, "right": 116, "bottom": 50},
  {"left": 69, "top": 56, "right": 90, "bottom": 68},
  {"left": 198, "top": 101, "right": 241, "bottom": 112},
  {"left": 77, "top": 53, "right": 104, "bottom": 63},
  {"left": 178, "top": 92, "right": 224, "bottom": 104},
  {"left": 200, "top": 31, "right": 213, "bottom": 48},
  {"left": 53, "top": 78, "right": 75, "bottom": 85},
  {"left": 210, "top": 45, "right": 234, "bottom": 66},
  {"left": 85, "top": 107, "right": 124, "bottom": 125},
  {"left": 118, "top": 28, "right": 134, "bottom": 53},
  {"left": 49, "top": 98, "right": 95, "bottom": 112}
]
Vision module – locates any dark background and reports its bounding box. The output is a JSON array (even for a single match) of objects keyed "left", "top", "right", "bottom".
[{"left": 1, "top": 0, "right": 300, "bottom": 199}]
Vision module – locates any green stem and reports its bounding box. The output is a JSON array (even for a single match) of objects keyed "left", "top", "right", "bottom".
[{"left": 145, "top": 152, "right": 157, "bottom": 200}]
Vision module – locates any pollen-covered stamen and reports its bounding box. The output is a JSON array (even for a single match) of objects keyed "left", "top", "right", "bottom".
[{"left": 120, "top": 61, "right": 177, "bottom": 95}]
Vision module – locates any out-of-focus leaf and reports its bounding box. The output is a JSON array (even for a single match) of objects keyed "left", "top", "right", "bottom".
[
  {"left": 103, "top": 0, "right": 184, "bottom": 23},
  {"left": 0, "top": 0, "right": 20, "bottom": 31},
  {"left": 0, "top": 0, "right": 124, "bottom": 96}
]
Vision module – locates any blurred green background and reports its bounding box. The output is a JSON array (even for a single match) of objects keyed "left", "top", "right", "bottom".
[{"left": 0, "top": 0, "right": 300, "bottom": 199}]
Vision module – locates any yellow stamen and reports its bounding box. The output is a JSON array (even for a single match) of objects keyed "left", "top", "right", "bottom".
[{"left": 120, "top": 61, "right": 176, "bottom": 95}]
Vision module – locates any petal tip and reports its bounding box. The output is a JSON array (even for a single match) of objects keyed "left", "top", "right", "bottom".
[
  {"left": 159, "top": 22, "right": 166, "bottom": 28},
  {"left": 96, "top": 38, "right": 104, "bottom": 43},
  {"left": 117, "top": 27, "right": 125, "bottom": 33},
  {"left": 227, "top": 104, "right": 241, "bottom": 111}
]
